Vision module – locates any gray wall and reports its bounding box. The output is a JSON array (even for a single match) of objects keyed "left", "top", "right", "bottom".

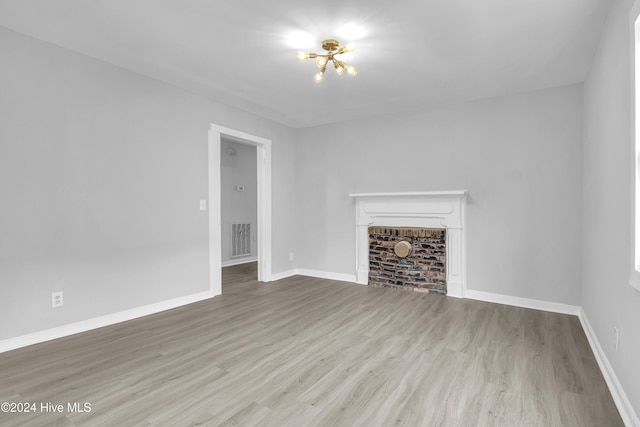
[
  {"left": 583, "top": 0, "right": 640, "bottom": 415},
  {"left": 221, "top": 140, "right": 257, "bottom": 263},
  {"left": 0, "top": 27, "right": 296, "bottom": 340},
  {"left": 294, "top": 84, "right": 584, "bottom": 305}
]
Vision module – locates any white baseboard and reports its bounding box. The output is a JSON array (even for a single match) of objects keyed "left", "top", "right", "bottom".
[
  {"left": 296, "top": 269, "right": 357, "bottom": 283},
  {"left": 268, "top": 268, "right": 357, "bottom": 283},
  {"left": 579, "top": 308, "right": 640, "bottom": 427},
  {"left": 271, "top": 269, "right": 361, "bottom": 283},
  {"left": 464, "top": 289, "right": 581, "bottom": 315},
  {"left": 270, "top": 269, "right": 298, "bottom": 281},
  {"left": 0, "top": 290, "right": 216, "bottom": 354},
  {"left": 221, "top": 257, "right": 258, "bottom": 267}
]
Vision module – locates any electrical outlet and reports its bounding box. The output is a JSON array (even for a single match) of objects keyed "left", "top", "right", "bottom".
[
  {"left": 52, "top": 291, "right": 63, "bottom": 308},
  {"left": 199, "top": 200, "right": 207, "bottom": 211},
  {"left": 614, "top": 327, "right": 619, "bottom": 351},
  {"left": 289, "top": 252, "right": 294, "bottom": 261}
]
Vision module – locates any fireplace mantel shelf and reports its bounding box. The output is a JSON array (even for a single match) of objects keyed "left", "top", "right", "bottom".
[{"left": 349, "top": 190, "right": 467, "bottom": 198}]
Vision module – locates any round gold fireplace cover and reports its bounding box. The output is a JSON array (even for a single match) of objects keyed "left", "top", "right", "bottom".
[{"left": 394, "top": 241, "right": 412, "bottom": 258}]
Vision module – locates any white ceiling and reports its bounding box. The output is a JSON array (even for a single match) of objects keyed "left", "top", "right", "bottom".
[{"left": 0, "top": 0, "right": 614, "bottom": 128}]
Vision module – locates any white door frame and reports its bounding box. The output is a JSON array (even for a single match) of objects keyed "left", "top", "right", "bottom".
[{"left": 208, "top": 124, "right": 272, "bottom": 295}]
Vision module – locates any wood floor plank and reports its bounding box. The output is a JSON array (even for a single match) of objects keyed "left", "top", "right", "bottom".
[{"left": 0, "top": 262, "right": 623, "bottom": 426}]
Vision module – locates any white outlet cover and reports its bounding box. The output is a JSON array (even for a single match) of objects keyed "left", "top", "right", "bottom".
[
  {"left": 52, "top": 291, "right": 64, "bottom": 308},
  {"left": 200, "top": 200, "right": 207, "bottom": 211}
]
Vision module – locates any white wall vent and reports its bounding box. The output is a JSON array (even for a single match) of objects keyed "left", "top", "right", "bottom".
[{"left": 231, "top": 223, "right": 251, "bottom": 257}]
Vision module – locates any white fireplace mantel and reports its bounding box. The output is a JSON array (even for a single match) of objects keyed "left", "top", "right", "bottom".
[{"left": 349, "top": 191, "right": 467, "bottom": 298}]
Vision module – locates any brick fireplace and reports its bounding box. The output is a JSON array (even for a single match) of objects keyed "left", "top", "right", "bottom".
[
  {"left": 369, "top": 226, "right": 447, "bottom": 294},
  {"left": 349, "top": 191, "right": 467, "bottom": 298}
]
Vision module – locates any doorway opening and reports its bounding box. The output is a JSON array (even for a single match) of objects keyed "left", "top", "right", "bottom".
[{"left": 208, "top": 124, "right": 272, "bottom": 296}]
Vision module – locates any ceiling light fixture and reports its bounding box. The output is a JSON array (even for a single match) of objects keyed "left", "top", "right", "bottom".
[{"left": 296, "top": 39, "right": 357, "bottom": 83}]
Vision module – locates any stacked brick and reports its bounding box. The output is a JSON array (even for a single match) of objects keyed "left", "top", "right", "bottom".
[{"left": 368, "top": 226, "right": 447, "bottom": 295}]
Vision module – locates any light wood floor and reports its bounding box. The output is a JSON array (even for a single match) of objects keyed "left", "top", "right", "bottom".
[{"left": 0, "top": 263, "right": 622, "bottom": 426}]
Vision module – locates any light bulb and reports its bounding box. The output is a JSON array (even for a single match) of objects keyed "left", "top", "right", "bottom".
[
  {"left": 296, "top": 51, "right": 310, "bottom": 60},
  {"left": 313, "top": 70, "right": 324, "bottom": 83},
  {"left": 346, "top": 65, "right": 357, "bottom": 76},
  {"left": 334, "top": 62, "right": 345, "bottom": 75},
  {"left": 337, "top": 41, "right": 356, "bottom": 55},
  {"left": 316, "top": 56, "right": 328, "bottom": 68}
]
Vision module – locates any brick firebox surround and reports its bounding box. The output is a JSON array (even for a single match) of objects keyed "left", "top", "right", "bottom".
[{"left": 369, "top": 227, "right": 447, "bottom": 294}]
